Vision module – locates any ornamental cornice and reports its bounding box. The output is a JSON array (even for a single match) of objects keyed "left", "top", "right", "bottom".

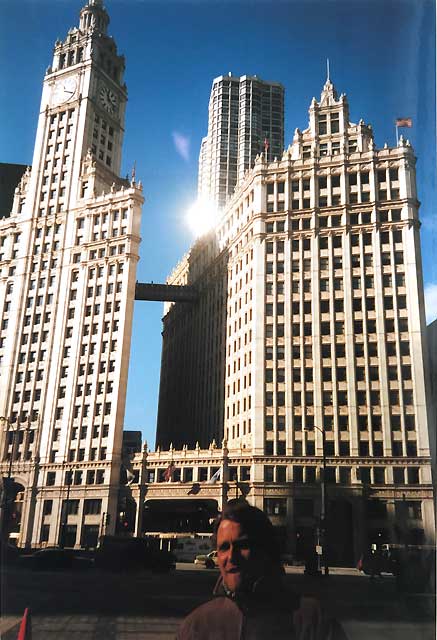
[
  {"left": 133, "top": 454, "right": 433, "bottom": 469},
  {"left": 261, "top": 487, "right": 290, "bottom": 496},
  {"left": 36, "top": 461, "right": 113, "bottom": 471},
  {"left": 0, "top": 461, "right": 34, "bottom": 475},
  {"left": 144, "top": 458, "right": 223, "bottom": 468},
  {"left": 36, "top": 485, "right": 110, "bottom": 498},
  {"left": 24, "top": 478, "right": 436, "bottom": 502},
  {"left": 145, "top": 486, "right": 222, "bottom": 498},
  {"left": 367, "top": 487, "right": 434, "bottom": 500},
  {"left": 0, "top": 219, "right": 18, "bottom": 232}
]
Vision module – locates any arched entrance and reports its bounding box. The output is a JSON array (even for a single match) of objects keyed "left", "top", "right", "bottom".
[{"left": 142, "top": 499, "right": 219, "bottom": 534}]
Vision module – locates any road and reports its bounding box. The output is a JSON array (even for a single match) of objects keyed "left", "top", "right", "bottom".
[{"left": 1, "top": 563, "right": 435, "bottom": 639}]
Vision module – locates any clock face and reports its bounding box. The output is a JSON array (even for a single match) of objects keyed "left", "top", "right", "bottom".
[
  {"left": 99, "top": 86, "right": 118, "bottom": 115},
  {"left": 52, "top": 77, "right": 77, "bottom": 105}
]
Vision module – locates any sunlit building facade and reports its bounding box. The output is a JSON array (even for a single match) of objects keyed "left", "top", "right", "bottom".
[
  {"left": 156, "top": 78, "right": 435, "bottom": 560},
  {"left": 0, "top": 0, "right": 143, "bottom": 548}
]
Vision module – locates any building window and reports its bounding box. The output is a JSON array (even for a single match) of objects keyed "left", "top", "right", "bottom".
[
  {"left": 63, "top": 499, "right": 79, "bottom": 515},
  {"left": 407, "top": 467, "right": 419, "bottom": 484},
  {"left": 264, "top": 466, "right": 274, "bottom": 482},
  {"left": 40, "top": 524, "right": 50, "bottom": 543},
  {"left": 181, "top": 467, "right": 192, "bottom": 483},
  {"left": 264, "top": 498, "right": 287, "bottom": 517},
  {"left": 393, "top": 468, "right": 405, "bottom": 484},
  {"left": 293, "top": 466, "right": 303, "bottom": 482},
  {"left": 43, "top": 499, "right": 53, "bottom": 515},
  {"left": 264, "top": 440, "right": 274, "bottom": 455},
  {"left": 84, "top": 499, "right": 102, "bottom": 515}
]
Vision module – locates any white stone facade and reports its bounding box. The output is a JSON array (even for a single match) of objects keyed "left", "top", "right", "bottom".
[
  {"left": 157, "top": 79, "right": 435, "bottom": 555},
  {"left": 0, "top": 0, "right": 143, "bottom": 548}
]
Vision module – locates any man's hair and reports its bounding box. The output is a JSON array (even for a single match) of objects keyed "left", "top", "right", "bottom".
[{"left": 212, "top": 499, "right": 281, "bottom": 563}]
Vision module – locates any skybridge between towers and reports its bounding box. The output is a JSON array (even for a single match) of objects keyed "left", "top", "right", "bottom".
[{"left": 135, "top": 282, "right": 199, "bottom": 303}]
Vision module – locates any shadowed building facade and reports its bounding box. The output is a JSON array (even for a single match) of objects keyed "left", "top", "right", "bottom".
[{"left": 0, "top": 164, "right": 28, "bottom": 219}]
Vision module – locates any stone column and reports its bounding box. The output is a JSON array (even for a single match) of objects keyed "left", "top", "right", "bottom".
[{"left": 422, "top": 497, "right": 436, "bottom": 545}]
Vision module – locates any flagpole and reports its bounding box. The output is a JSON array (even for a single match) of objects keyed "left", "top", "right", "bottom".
[
  {"left": 221, "top": 439, "right": 229, "bottom": 508},
  {"left": 395, "top": 124, "right": 399, "bottom": 146}
]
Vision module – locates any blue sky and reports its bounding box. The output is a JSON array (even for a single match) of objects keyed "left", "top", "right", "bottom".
[{"left": 0, "top": 0, "right": 435, "bottom": 448}]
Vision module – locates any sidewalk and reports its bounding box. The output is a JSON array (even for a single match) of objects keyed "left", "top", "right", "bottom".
[
  {"left": 3, "top": 614, "right": 435, "bottom": 640},
  {"left": 284, "top": 565, "right": 364, "bottom": 576},
  {"left": 1, "top": 616, "right": 23, "bottom": 638}
]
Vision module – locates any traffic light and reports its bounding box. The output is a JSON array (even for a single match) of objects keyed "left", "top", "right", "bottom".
[
  {"left": 2, "top": 477, "right": 22, "bottom": 504},
  {"left": 1, "top": 477, "right": 22, "bottom": 535}
]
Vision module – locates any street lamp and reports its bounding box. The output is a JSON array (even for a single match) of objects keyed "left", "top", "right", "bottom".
[
  {"left": 59, "top": 462, "right": 72, "bottom": 548},
  {"left": 1, "top": 416, "right": 19, "bottom": 480},
  {"left": 0, "top": 416, "right": 20, "bottom": 541},
  {"left": 305, "top": 424, "right": 329, "bottom": 576}
]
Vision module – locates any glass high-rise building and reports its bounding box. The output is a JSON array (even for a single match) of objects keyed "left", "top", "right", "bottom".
[{"left": 198, "top": 74, "right": 285, "bottom": 210}]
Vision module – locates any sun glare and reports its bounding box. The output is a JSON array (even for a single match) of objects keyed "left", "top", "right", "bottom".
[{"left": 186, "top": 198, "right": 218, "bottom": 238}]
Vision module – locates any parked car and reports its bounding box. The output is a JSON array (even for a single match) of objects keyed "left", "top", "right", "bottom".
[
  {"left": 172, "top": 536, "right": 212, "bottom": 562},
  {"left": 148, "top": 549, "right": 176, "bottom": 573},
  {"left": 94, "top": 536, "right": 176, "bottom": 573},
  {"left": 194, "top": 550, "right": 218, "bottom": 569},
  {"left": 31, "top": 547, "right": 75, "bottom": 570},
  {"left": 281, "top": 554, "right": 294, "bottom": 567},
  {"left": 0, "top": 541, "right": 21, "bottom": 566}
]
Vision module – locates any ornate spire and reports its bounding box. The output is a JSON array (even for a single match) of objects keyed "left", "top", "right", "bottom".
[
  {"left": 79, "top": 0, "right": 109, "bottom": 34},
  {"left": 319, "top": 65, "right": 339, "bottom": 107}
]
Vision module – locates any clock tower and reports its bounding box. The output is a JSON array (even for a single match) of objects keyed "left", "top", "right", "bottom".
[
  {"left": 0, "top": 0, "right": 143, "bottom": 549},
  {"left": 26, "top": 0, "right": 128, "bottom": 216}
]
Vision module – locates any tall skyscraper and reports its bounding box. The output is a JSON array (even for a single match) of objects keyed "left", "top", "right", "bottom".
[
  {"left": 0, "top": 0, "right": 143, "bottom": 548},
  {"left": 157, "top": 77, "right": 435, "bottom": 557},
  {"left": 198, "top": 74, "right": 284, "bottom": 210}
]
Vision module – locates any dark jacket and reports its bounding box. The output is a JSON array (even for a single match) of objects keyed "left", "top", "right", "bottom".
[{"left": 176, "top": 574, "right": 348, "bottom": 640}]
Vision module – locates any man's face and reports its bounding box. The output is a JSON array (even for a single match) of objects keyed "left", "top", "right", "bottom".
[{"left": 217, "top": 519, "right": 265, "bottom": 593}]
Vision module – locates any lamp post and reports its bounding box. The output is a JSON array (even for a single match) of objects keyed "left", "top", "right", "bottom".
[
  {"left": 59, "top": 463, "right": 72, "bottom": 548},
  {"left": 305, "top": 424, "right": 329, "bottom": 575},
  {"left": 1, "top": 416, "right": 19, "bottom": 480},
  {"left": 221, "top": 439, "right": 229, "bottom": 508},
  {"left": 0, "top": 416, "right": 19, "bottom": 541}
]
